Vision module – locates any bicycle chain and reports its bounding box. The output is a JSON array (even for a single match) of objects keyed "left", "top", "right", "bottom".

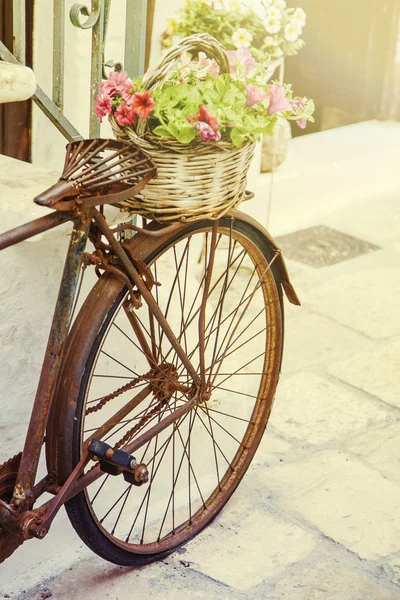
[
  {"left": 113, "top": 393, "right": 170, "bottom": 450},
  {"left": 85, "top": 363, "right": 180, "bottom": 466},
  {"left": 84, "top": 392, "right": 170, "bottom": 478},
  {"left": 85, "top": 370, "right": 154, "bottom": 416},
  {"left": 0, "top": 452, "right": 22, "bottom": 480}
]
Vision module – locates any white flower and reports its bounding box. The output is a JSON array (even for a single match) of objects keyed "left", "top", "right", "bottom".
[
  {"left": 284, "top": 21, "right": 302, "bottom": 42},
  {"left": 232, "top": 28, "right": 253, "bottom": 48},
  {"left": 263, "top": 16, "right": 281, "bottom": 34},
  {"left": 244, "top": 0, "right": 264, "bottom": 15},
  {"left": 265, "top": 6, "right": 281, "bottom": 19},
  {"left": 293, "top": 7, "right": 307, "bottom": 27},
  {"left": 273, "top": 0, "right": 287, "bottom": 8},
  {"left": 264, "top": 35, "right": 278, "bottom": 47}
]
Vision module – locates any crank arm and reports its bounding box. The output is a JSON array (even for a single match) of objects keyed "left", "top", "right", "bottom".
[
  {"left": 66, "top": 393, "right": 199, "bottom": 502},
  {"left": 28, "top": 394, "right": 198, "bottom": 539}
]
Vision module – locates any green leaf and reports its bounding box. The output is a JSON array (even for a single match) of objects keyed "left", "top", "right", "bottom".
[
  {"left": 153, "top": 126, "right": 173, "bottom": 137},
  {"left": 168, "top": 121, "right": 179, "bottom": 136},
  {"left": 181, "top": 104, "right": 200, "bottom": 117},
  {"left": 176, "top": 125, "right": 197, "bottom": 144},
  {"left": 187, "top": 88, "right": 201, "bottom": 104},
  {"left": 230, "top": 127, "right": 247, "bottom": 148},
  {"left": 216, "top": 78, "right": 226, "bottom": 100}
]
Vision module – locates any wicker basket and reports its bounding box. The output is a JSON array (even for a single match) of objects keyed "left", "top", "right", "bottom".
[{"left": 110, "top": 34, "right": 256, "bottom": 222}]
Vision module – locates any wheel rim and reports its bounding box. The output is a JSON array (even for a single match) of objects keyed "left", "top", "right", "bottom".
[{"left": 78, "top": 224, "right": 282, "bottom": 554}]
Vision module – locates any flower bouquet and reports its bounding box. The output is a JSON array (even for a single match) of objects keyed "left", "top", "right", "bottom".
[
  {"left": 96, "top": 34, "right": 314, "bottom": 222},
  {"left": 162, "top": 0, "right": 307, "bottom": 62}
]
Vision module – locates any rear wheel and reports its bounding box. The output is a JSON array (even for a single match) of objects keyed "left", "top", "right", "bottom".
[{"left": 56, "top": 217, "right": 284, "bottom": 565}]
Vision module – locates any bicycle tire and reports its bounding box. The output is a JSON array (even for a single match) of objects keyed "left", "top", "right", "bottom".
[{"left": 49, "top": 215, "right": 284, "bottom": 566}]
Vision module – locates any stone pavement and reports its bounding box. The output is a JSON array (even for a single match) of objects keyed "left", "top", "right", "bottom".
[{"left": 1, "top": 121, "right": 400, "bottom": 599}]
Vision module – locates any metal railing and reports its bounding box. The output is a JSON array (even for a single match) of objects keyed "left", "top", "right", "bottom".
[{"left": 0, "top": 0, "right": 147, "bottom": 140}]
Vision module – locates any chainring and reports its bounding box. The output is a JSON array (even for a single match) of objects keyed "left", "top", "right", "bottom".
[{"left": 0, "top": 453, "right": 24, "bottom": 563}]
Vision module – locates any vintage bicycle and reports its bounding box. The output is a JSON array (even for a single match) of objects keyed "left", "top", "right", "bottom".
[{"left": 0, "top": 138, "right": 299, "bottom": 566}]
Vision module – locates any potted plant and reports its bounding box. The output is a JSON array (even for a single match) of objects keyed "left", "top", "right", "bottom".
[
  {"left": 96, "top": 35, "right": 314, "bottom": 222},
  {"left": 161, "top": 0, "right": 307, "bottom": 62},
  {"left": 161, "top": 0, "right": 308, "bottom": 172}
]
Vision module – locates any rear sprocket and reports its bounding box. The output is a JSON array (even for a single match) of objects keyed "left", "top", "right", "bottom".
[{"left": 0, "top": 453, "right": 24, "bottom": 563}]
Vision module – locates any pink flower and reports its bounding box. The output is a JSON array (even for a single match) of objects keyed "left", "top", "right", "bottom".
[
  {"left": 187, "top": 105, "right": 220, "bottom": 133},
  {"left": 114, "top": 102, "right": 136, "bottom": 126},
  {"left": 199, "top": 105, "right": 220, "bottom": 131},
  {"left": 207, "top": 60, "right": 220, "bottom": 78},
  {"left": 197, "top": 52, "right": 220, "bottom": 79},
  {"left": 194, "top": 121, "right": 222, "bottom": 142},
  {"left": 227, "top": 48, "right": 256, "bottom": 77},
  {"left": 187, "top": 104, "right": 220, "bottom": 142},
  {"left": 99, "top": 71, "right": 133, "bottom": 98},
  {"left": 95, "top": 94, "right": 112, "bottom": 122},
  {"left": 245, "top": 84, "right": 268, "bottom": 107},
  {"left": 267, "top": 84, "right": 293, "bottom": 116},
  {"left": 291, "top": 99, "right": 305, "bottom": 112},
  {"left": 119, "top": 79, "right": 134, "bottom": 101},
  {"left": 291, "top": 99, "right": 308, "bottom": 129},
  {"left": 130, "top": 91, "right": 155, "bottom": 119}
]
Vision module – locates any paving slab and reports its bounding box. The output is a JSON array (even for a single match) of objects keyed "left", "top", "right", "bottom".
[
  {"left": 265, "top": 554, "right": 400, "bottom": 600},
  {"left": 328, "top": 340, "right": 400, "bottom": 409},
  {"left": 270, "top": 372, "right": 393, "bottom": 445},
  {"left": 345, "top": 422, "right": 400, "bottom": 483},
  {"left": 320, "top": 189, "right": 400, "bottom": 247},
  {"left": 303, "top": 264, "right": 400, "bottom": 340},
  {"left": 262, "top": 451, "right": 400, "bottom": 560},
  {"left": 182, "top": 500, "right": 318, "bottom": 591},
  {"left": 16, "top": 557, "right": 238, "bottom": 600},
  {"left": 282, "top": 309, "right": 374, "bottom": 373},
  {"left": 252, "top": 431, "right": 294, "bottom": 467}
]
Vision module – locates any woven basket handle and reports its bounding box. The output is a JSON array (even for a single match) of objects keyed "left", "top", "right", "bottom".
[{"left": 143, "top": 33, "right": 231, "bottom": 91}]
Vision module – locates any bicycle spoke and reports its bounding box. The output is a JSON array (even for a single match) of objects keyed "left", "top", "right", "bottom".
[
  {"left": 157, "top": 405, "right": 199, "bottom": 541},
  {"left": 112, "top": 485, "right": 133, "bottom": 535},
  {"left": 206, "top": 223, "right": 234, "bottom": 386},
  {"left": 215, "top": 326, "right": 268, "bottom": 367},
  {"left": 202, "top": 406, "right": 254, "bottom": 424},
  {"left": 206, "top": 351, "right": 266, "bottom": 391},
  {"left": 91, "top": 474, "right": 110, "bottom": 504},
  {"left": 101, "top": 350, "right": 140, "bottom": 377},
  {"left": 100, "top": 485, "right": 131, "bottom": 524},
  {"left": 195, "top": 408, "right": 233, "bottom": 471},
  {"left": 140, "top": 406, "right": 164, "bottom": 544},
  {"left": 199, "top": 405, "right": 248, "bottom": 447},
  {"left": 176, "top": 246, "right": 248, "bottom": 376},
  {"left": 165, "top": 398, "right": 206, "bottom": 510},
  {"left": 126, "top": 408, "right": 192, "bottom": 543},
  {"left": 157, "top": 238, "right": 191, "bottom": 360}
]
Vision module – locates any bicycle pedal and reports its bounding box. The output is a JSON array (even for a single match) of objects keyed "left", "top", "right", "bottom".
[{"left": 88, "top": 440, "right": 148, "bottom": 486}]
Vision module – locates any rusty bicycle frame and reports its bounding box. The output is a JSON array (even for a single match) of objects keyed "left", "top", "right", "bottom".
[
  {"left": 0, "top": 138, "right": 299, "bottom": 560},
  {"left": 0, "top": 148, "right": 215, "bottom": 546}
]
